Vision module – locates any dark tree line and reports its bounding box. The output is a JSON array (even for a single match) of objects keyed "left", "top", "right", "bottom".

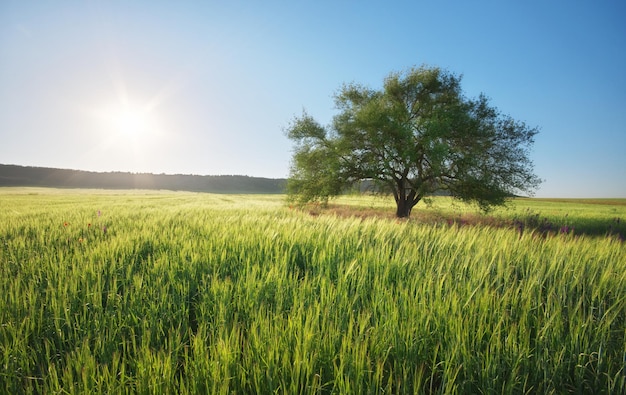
[{"left": 0, "top": 164, "right": 286, "bottom": 194}]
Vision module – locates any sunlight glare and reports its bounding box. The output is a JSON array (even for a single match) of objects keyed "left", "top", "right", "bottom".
[{"left": 112, "top": 107, "right": 148, "bottom": 138}]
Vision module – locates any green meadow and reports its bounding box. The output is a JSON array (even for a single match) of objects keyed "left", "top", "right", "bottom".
[{"left": 1, "top": 188, "right": 624, "bottom": 394}]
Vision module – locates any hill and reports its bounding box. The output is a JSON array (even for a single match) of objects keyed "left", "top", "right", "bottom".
[{"left": 0, "top": 164, "right": 286, "bottom": 194}]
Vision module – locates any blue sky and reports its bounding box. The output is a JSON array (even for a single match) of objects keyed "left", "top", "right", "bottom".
[{"left": 1, "top": 1, "right": 624, "bottom": 197}]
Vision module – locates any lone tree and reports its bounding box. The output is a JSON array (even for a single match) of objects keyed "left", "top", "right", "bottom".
[{"left": 286, "top": 66, "right": 541, "bottom": 218}]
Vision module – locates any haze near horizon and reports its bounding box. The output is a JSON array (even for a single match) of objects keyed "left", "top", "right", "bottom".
[{"left": 1, "top": 1, "right": 624, "bottom": 198}]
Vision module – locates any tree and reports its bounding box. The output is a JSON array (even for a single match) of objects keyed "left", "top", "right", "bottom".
[{"left": 286, "top": 66, "right": 541, "bottom": 218}]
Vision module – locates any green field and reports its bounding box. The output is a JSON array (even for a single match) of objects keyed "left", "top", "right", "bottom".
[{"left": 1, "top": 188, "right": 624, "bottom": 394}]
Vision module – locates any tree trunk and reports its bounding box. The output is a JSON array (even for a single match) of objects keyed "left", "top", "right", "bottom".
[
  {"left": 395, "top": 198, "right": 414, "bottom": 218},
  {"left": 393, "top": 177, "right": 421, "bottom": 218}
]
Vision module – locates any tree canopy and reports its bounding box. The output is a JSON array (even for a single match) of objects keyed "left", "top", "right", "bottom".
[{"left": 286, "top": 66, "right": 541, "bottom": 218}]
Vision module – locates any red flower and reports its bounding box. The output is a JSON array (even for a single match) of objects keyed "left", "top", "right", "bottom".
[{"left": 64, "top": 222, "right": 69, "bottom": 227}]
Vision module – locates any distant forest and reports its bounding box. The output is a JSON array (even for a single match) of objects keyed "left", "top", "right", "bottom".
[{"left": 0, "top": 164, "right": 286, "bottom": 194}]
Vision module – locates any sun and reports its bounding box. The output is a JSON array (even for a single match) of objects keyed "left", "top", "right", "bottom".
[
  {"left": 90, "top": 88, "right": 170, "bottom": 168},
  {"left": 112, "top": 108, "right": 148, "bottom": 138},
  {"left": 107, "top": 104, "right": 153, "bottom": 139}
]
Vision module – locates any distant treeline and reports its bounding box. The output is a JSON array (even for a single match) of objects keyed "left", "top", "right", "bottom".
[{"left": 0, "top": 164, "right": 286, "bottom": 194}]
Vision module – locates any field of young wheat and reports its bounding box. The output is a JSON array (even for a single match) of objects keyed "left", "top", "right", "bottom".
[{"left": 1, "top": 188, "right": 624, "bottom": 394}]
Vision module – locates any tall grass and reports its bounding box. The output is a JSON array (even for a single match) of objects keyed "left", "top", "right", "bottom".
[{"left": 1, "top": 189, "right": 624, "bottom": 393}]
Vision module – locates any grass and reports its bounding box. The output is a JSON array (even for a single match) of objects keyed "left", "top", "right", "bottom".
[
  {"left": 323, "top": 195, "right": 626, "bottom": 240},
  {"left": 0, "top": 188, "right": 624, "bottom": 394}
]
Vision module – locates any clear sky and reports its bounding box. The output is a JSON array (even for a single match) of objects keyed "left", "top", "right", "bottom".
[{"left": 1, "top": 1, "right": 625, "bottom": 197}]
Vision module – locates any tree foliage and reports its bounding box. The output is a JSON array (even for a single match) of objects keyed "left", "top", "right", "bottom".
[{"left": 286, "top": 66, "right": 541, "bottom": 217}]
